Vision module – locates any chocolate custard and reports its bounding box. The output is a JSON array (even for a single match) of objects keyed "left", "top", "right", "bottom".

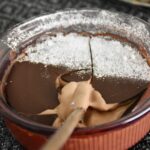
[{"left": 2, "top": 33, "right": 150, "bottom": 126}]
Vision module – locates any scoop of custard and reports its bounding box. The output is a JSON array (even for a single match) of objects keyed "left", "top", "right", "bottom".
[{"left": 39, "top": 78, "right": 133, "bottom": 127}]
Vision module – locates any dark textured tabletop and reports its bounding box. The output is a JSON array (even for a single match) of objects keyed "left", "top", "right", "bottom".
[{"left": 0, "top": 0, "right": 150, "bottom": 149}]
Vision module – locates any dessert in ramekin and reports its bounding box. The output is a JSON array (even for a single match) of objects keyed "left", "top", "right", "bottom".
[{"left": 0, "top": 9, "right": 149, "bottom": 150}]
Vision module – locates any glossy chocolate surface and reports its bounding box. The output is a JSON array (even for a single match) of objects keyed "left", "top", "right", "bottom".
[
  {"left": 4, "top": 62, "right": 148, "bottom": 125},
  {"left": 2, "top": 33, "right": 150, "bottom": 125}
]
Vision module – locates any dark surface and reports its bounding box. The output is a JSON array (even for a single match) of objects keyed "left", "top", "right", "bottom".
[{"left": 0, "top": 0, "right": 150, "bottom": 149}]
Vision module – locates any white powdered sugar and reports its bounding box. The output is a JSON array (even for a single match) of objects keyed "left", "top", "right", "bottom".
[
  {"left": 19, "top": 33, "right": 150, "bottom": 81},
  {"left": 91, "top": 36, "right": 150, "bottom": 80},
  {"left": 20, "top": 33, "right": 91, "bottom": 70}
]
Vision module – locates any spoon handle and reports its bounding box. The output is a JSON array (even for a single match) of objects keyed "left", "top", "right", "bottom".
[{"left": 41, "top": 108, "right": 84, "bottom": 150}]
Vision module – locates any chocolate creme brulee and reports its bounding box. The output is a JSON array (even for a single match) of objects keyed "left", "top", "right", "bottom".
[{"left": 1, "top": 32, "right": 150, "bottom": 127}]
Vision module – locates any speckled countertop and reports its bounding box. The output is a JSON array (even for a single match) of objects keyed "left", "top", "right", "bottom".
[{"left": 0, "top": 0, "right": 150, "bottom": 149}]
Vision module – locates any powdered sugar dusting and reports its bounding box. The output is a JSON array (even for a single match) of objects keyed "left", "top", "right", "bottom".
[
  {"left": 19, "top": 33, "right": 91, "bottom": 70},
  {"left": 91, "top": 36, "right": 150, "bottom": 80},
  {"left": 19, "top": 33, "right": 150, "bottom": 81}
]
